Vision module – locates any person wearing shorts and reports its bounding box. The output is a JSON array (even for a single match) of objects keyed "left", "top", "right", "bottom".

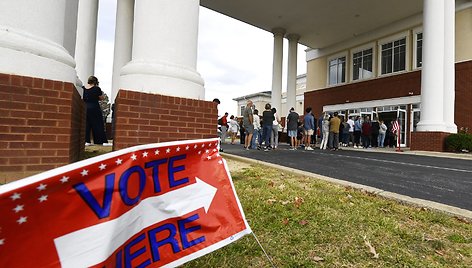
[{"left": 286, "top": 107, "right": 299, "bottom": 150}]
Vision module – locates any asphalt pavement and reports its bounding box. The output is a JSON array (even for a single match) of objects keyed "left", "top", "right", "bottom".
[{"left": 221, "top": 142, "right": 472, "bottom": 215}]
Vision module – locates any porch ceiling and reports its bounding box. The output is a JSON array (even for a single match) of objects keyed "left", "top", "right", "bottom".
[{"left": 200, "top": 0, "right": 424, "bottom": 49}]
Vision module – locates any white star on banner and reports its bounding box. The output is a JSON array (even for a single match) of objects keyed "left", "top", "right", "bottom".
[
  {"left": 185, "top": 145, "right": 190, "bottom": 150},
  {"left": 116, "top": 158, "right": 123, "bottom": 165},
  {"left": 218, "top": 160, "right": 223, "bottom": 164},
  {"left": 142, "top": 152, "right": 148, "bottom": 157},
  {"left": 194, "top": 144, "right": 198, "bottom": 149},
  {"left": 207, "top": 156, "right": 212, "bottom": 160},
  {"left": 166, "top": 148, "right": 171, "bottom": 154},
  {"left": 205, "top": 149, "right": 210, "bottom": 154},
  {"left": 80, "top": 169, "right": 89, "bottom": 176},
  {"left": 213, "top": 149, "right": 217, "bottom": 152},
  {"left": 10, "top": 193, "right": 21, "bottom": 201},
  {"left": 17, "top": 216, "right": 27, "bottom": 224},
  {"left": 201, "top": 144, "right": 205, "bottom": 148},
  {"left": 216, "top": 153, "right": 221, "bottom": 157},
  {"left": 13, "top": 204, "right": 24, "bottom": 213},
  {"left": 214, "top": 142, "right": 218, "bottom": 146},
  {"left": 99, "top": 163, "right": 107, "bottom": 170},
  {"left": 198, "top": 151, "right": 202, "bottom": 155},
  {"left": 176, "top": 147, "right": 181, "bottom": 152},
  {"left": 60, "top": 176, "right": 69, "bottom": 183},
  {"left": 38, "top": 195, "right": 48, "bottom": 203},
  {"left": 0, "top": 238, "right": 4, "bottom": 246},
  {"left": 131, "top": 154, "right": 137, "bottom": 161},
  {"left": 155, "top": 149, "right": 160, "bottom": 155},
  {"left": 36, "top": 184, "right": 47, "bottom": 191}
]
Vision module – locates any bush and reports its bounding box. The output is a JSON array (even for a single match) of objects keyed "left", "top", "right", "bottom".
[{"left": 445, "top": 133, "right": 472, "bottom": 152}]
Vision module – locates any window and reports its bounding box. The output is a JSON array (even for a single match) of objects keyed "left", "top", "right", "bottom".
[
  {"left": 239, "top": 105, "right": 245, "bottom": 117},
  {"left": 353, "top": 48, "right": 373, "bottom": 80},
  {"left": 381, "top": 38, "right": 406, "bottom": 74},
  {"left": 328, "top": 56, "right": 346, "bottom": 85},
  {"left": 416, "top": 32, "right": 423, "bottom": 68}
]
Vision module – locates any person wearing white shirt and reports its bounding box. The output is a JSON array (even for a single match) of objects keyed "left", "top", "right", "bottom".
[
  {"left": 347, "top": 116, "right": 355, "bottom": 147},
  {"left": 271, "top": 108, "right": 280, "bottom": 149},
  {"left": 251, "top": 109, "right": 261, "bottom": 149}
]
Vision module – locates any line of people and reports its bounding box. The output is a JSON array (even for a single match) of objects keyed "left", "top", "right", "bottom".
[{"left": 218, "top": 100, "right": 399, "bottom": 152}]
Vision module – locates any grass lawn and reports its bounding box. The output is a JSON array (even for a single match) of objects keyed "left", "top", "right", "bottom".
[{"left": 183, "top": 161, "right": 472, "bottom": 268}]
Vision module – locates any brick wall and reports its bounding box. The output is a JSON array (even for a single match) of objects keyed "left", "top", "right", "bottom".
[
  {"left": 113, "top": 90, "right": 217, "bottom": 150},
  {"left": 410, "top": 132, "right": 449, "bottom": 152},
  {"left": 0, "top": 73, "right": 85, "bottom": 182},
  {"left": 304, "top": 71, "right": 422, "bottom": 119}
]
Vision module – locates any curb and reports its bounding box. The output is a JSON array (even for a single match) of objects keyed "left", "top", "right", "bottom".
[{"left": 222, "top": 153, "right": 472, "bottom": 221}]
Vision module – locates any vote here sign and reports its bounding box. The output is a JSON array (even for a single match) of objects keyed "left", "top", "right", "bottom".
[{"left": 0, "top": 138, "right": 251, "bottom": 267}]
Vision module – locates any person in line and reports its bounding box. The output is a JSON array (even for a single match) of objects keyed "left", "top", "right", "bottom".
[
  {"left": 378, "top": 120, "right": 387, "bottom": 147},
  {"left": 251, "top": 109, "right": 261, "bottom": 149},
  {"left": 303, "top": 107, "right": 315, "bottom": 150},
  {"left": 354, "top": 116, "right": 362, "bottom": 148},
  {"left": 213, "top": 98, "right": 224, "bottom": 152},
  {"left": 347, "top": 116, "right": 355, "bottom": 147},
  {"left": 228, "top": 115, "right": 239, "bottom": 145},
  {"left": 328, "top": 112, "right": 341, "bottom": 150},
  {"left": 242, "top": 100, "right": 254, "bottom": 150},
  {"left": 286, "top": 107, "right": 299, "bottom": 150},
  {"left": 83, "top": 76, "right": 111, "bottom": 146},
  {"left": 371, "top": 116, "right": 380, "bottom": 148},
  {"left": 341, "top": 116, "right": 350, "bottom": 147},
  {"left": 296, "top": 120, "right": 303, "bottom": 149},
  {"left": 262, "top": 103, "right": 275, "bottom": 151},
  {"left": 320, "top": 113, "right": 330, "bottom": 150},
  {"left": 220, "top": 112, "right": 229, "bottom": 143},
  {"left": 362, "top": 116, "right": 372, "bottom": 148},
  {"left": 271, "top": 108, "right": 281, "bottom": 149}
]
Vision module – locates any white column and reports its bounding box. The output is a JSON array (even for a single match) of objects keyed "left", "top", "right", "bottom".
[
  {"left": 271, "top": 28, "right": 285, "bottom": 110},
  {"left": 75, "top": 0, "right": 99, "bottom": 84},
  {"left": 286, "top": 34, "right": 299, "bottom": 113},
  {"left": 111, "top": 0, "right": 134, "bottom": 103},
  {"left": 416, "top": 0, "right": 447, "bottom": 132},
  {"left": 443, "top": 0, "right": 457, "bottom": 133},
  {"left": 0, "top": 0, "right": 76, "bottom": 83},
  {"left": 120, "top": 0, "right": 204, "bottom": 100}
]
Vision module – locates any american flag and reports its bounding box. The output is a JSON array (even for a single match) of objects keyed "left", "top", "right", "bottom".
[
  {"left": 392, "top": 120, "right": 400, "bottom": 133},
  {"left": 0, "top": 138, "right": 251, "bottom": 268}
]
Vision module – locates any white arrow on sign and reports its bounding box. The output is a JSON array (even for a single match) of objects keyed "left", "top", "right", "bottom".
[{"left": 54, "top": 177, "right": 217, "bottom": 268}]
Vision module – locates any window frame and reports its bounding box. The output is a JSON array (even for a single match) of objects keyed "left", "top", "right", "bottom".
[
  {"left": 350, "top": 42, "right": 376, "bottom": 82},
  {"left": 413, "top": 27, "right": 423, "bottom": 70},
  {"left": 377, "top": 31, "right": 410, "bottom": 76},
  {"left": 327, "top": 51, "right": 348, "bottom": 86}
]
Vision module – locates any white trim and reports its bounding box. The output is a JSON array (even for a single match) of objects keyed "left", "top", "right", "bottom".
[
  {"left": 327, "top": 51, "right": 348, "bottom": 86},
  {"left": 377, "top": 30, "right": 411, "bottom": 76},
  {"left": 350, "top": 42, "right": 376, "bottom": 82},
  {"left": 306, "top": 13, "right": 422, "bottom": 61},
  {"left": 412, "top": 26, "right": 423, "bottom": 70},
  {"left": 323, "top": 95, "right": 421, "bottom": 112}
]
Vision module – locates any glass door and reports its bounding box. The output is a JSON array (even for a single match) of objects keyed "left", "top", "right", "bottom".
[{"left": 397, "top": 108, "right": 407, "bottom": 147}]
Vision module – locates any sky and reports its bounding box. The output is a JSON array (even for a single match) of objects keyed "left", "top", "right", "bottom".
[{"left": 95, "top": 1, "right": 307, "bottom": 117}]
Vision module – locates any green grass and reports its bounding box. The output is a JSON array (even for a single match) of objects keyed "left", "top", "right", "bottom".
[{"left": 182, "top": 164, "right": 472, "bottom": 268}]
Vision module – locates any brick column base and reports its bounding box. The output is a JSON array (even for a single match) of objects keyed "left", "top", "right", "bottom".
[
  {"left": 0, "top": 73, "right": 85, "bottom": 182},
  {"left": 410, "top": 131, "right": 450, "bottom": 152},
  {"left": 114, "top": 90, "right": 217, "bottom": 150}
]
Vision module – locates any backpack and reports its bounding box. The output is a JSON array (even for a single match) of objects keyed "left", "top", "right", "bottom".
[{"left": 218, "top": 117, "right": 223, "bottom": 126}]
